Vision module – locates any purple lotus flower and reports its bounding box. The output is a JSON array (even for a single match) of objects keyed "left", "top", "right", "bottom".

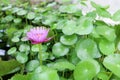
[{"left": 27, "top": 27, "right": 51, "bottom": 44}]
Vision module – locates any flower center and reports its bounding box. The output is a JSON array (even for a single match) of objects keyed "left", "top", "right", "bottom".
[{"left": 36, "top": 33, "right": 43, "bottom": 37}]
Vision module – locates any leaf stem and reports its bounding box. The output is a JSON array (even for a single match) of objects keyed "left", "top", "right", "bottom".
[
  {"left": 20, "top": 64, "right": 25, "bottom": 74},
  {"left": 39, "top": 44, "right": 42, "bottom": 65},
  {"left": 62, "top": 71, "right": 65, "bottom": 77}
]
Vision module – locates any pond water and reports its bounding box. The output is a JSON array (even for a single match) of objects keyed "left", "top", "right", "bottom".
[{"left": 0, "top": 49, "right": 5, "bottom": 56}]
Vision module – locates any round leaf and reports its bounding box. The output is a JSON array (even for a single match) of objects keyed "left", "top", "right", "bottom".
[
  {"left": 12, "top": 7, "right": 21, "bottom": 13},
  {"left": 103, "top": 54, "right": 120, "bottom": 78},
  {"left": 52, "top": 61, "right": 75, "bottom": 71},
  {"left": 16, "top": 52, "right": 28, "bottom": 63},
  {"left": 31, "top": 44, "right": 47, "bottom": 52},
  {"left": 75, "top": 38, "right": 101, "bottom": 60},
  {"left": 74, "top": 59, "right": 100, "bottom": 80},
  {"left": 97, "top": 72, "right": 109, "bottom": 80},
  {"left": 90, "top": 28, "right": 100, "bottom": 38},
  {"left": 96, "top": 25, "right": 116, "bottom": 41},
  {"left": 11, "top": 37, "right": 20, "bottom": 42},
  {"left": 17, "top": 9, "right": 27, "bottom": 16},
  {"left": 27, "top": 12, "right": 35, "bottom": 20},
  {"left": 7, "top": 47, "right": 16, "bottom": 55},
  {"left": 10, "top": 74, "right": 32, "bottom": 80},
  {"left": 55, "top": 20, "right": 66, "bottom": 30},
  {"left": 19, "top": 44, "right": 30, "bottom": 52},
  {"left": 31, "top": 69, "right": 59, "bottom": 80},
  {"left": 34, "top": 66, "right": 49, "bottom": 73},
  {"left": 99, "top": 39, "right": 115, "bottom": 55},
  {"left": 38, "top": 52, "right": 49, "bottom": 61},
  {"left": 62, "top": 20, "right": 76, "bottom": 35},
  {"left": 42, "top": 14, "right": 57, "bottom": 25},
  {"left": 4, "top": 15, "right": 14, "bottom": 22},
  {"left": 52, "top": 42, "right": 69, "bottom": 57},
  {"left": 60, "top": 34, "right": 78, "bottom": 45},
  {"left": 14, "top": 18, "right": 22, "bottom": 24},
  {"left": 31, "top": 44, "right": 39, "bottom": 52},
  {"left": 59, "top": 5, "right": 80, "bottom": 13},
  {"left": 75, "top": 17, "right": 93, "bottom": 35},
  {"left": 26, "top": 60, "right": 39, "bottom": 72}
]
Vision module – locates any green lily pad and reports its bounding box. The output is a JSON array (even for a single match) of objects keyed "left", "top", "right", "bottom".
[
  {"left": 99, "top": 39, "right": 115, "bottom": 55},
  {"left": 17, "top": 9, "right": 27, "bottom": 16},
  {"left": 90, "top": 28, "right": 100, "bottom": 38},
  {"left": 7, "top": 47, "right": 17, "bottom": 55},
  {"left": 59, "top": 4, "right": 80, "bottom": 13},
  {"left": 27, "top": 12, "right": 35, "bottom": 20},
  {"left": 31, "top": 69, "right": 59, "bottom": 80},
  {"left": 51, "top": 61, "right": 75, "bottom": 71},
  {"left": 16, "top": 52, "right": 28, "bottom": 63},
  {"left": 74, "top": 59, "right": 100, "bottom": 80},
  {"left": 62, "top": 20, "right": 77, "bottom": 35},
  {"left": 60, "top": 34, "right": 78, "bottom": 45},
  {"left": 55, "top": 20, "right": 66, "bottom": 30},
  {"left": 97, "top": 72, "right": 109, "bottom": 80},
  {"left": 34, "top": 66, "right": 49, "bottom": 73},
  {"left": 26, "top": 60, "right": 39, "bottom": 72},
  {"left": 103, "top": 54, "right": 120, "bottom": 78},
  {"left": 10, "top": 74, "right": 27, "bottom": 80},
  {"left": 14, "top": 30, "right": 23, "bottom": 37},
  {"left": 75, "top": 38, "right": 101, "bottom": 60},
  {"left": 38, "top": 52, "right": 49, "bottom": 61},
  {"left": 31, "top": 44, "right": 47, "bottom": 52},
  {"left": 11, "top": 37, "right": 20, "bottom": 42},
  {"left": 32, "top": 16, "right": 42, "bottom": 23},
  {"left": 75, "top": 17, "right": 93, "bottom": 35},
  {"left": 42, "top": 14, "right": 57, "bottom": 25},
  {"left": 31, "top": 44, "right": 39, "bottom": 52},
  {"left": 52, "top": 42, "right": 69, "bottom": 57},
  {"left": 21, "top": 37, "right": 28, "bottom": 41},
  {"left": 19, "top": 44, "right": 30, "bottom": 52},
  {"left": 14, "top": 18, "right": 22, "bottom": 24},
  {"left": 2, "top": 5, "right": 12, "bottom": 11},
  {"left": 12, "top": 7, "right": 21, "bottom": 13},
  {"left": 4, "top": 15, "right": 14, "bottom": 22},
  {"left": 96, "top": 25, "right": 116, "bottom": 41}
]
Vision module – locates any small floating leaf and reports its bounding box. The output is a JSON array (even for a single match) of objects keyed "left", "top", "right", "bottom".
[
  {"left": 74, "top": 59, "right": 100, "bottom": 80},
  {"left": 60, "top": 34, "right": 78, "bottom": 45},
  {"left": 52, "top": 42, "right": 69, "bottom": 57},
  {"left": 103, "top": 54, "right": 120, "bottom": 78}
]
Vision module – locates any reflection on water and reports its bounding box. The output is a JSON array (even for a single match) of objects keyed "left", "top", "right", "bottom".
[
  {"left": 0, "top": 49, "right": 5, "bottom": 56},
  {"left": 0, "top": 39, "right": 2, "bottom": 42}
]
